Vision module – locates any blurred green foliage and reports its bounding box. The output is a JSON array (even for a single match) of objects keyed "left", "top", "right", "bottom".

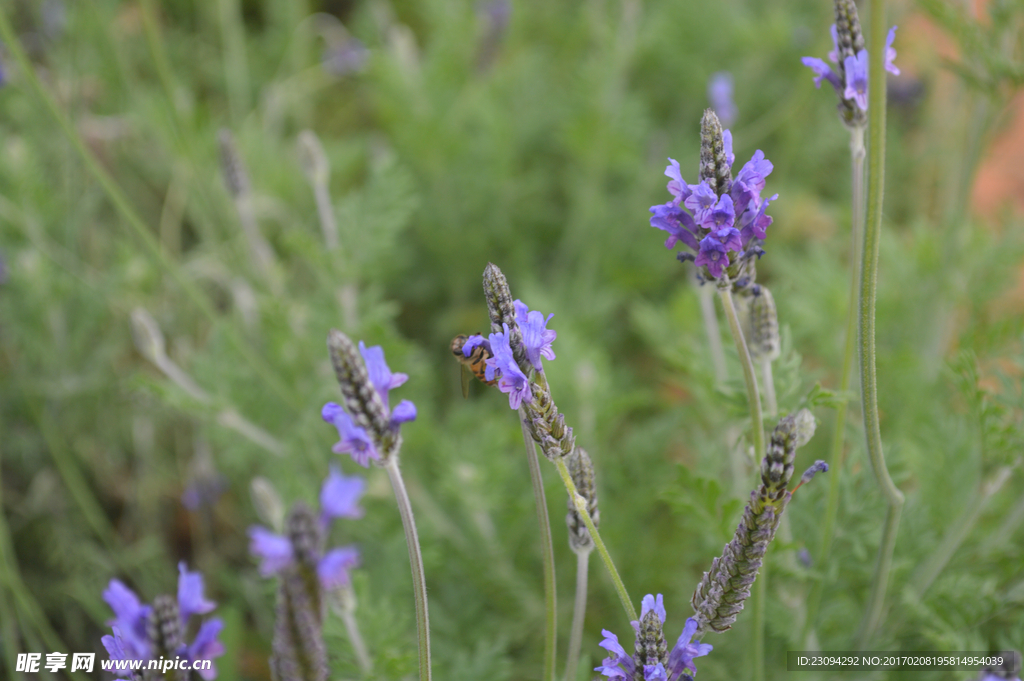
[{"left": 1, "top": 0, "right": 1023, "bottom": 679}]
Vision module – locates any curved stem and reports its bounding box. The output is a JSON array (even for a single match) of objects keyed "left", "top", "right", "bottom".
[
  {"left": 803, "top": 126, "right": 866, "bottom": 647},
  {"left": 338, "top": 587, "right": 373, "bottom": 674},
  {"left": 519, "top": 411, "right": 558, "bottom": 681},
  {"left": 717, "top": 286, "right": 765, "bottom": 464},
  {"left": 760, "top": 359, "right": 777, "bottom": 418},
  {"left": 383, "top": 458, "right": 431, "bottom": 681},
  {"left": 554, "top": 460, "right": 637, "bottom": 624},
  {"left": 856, "top": 0, "right": 905, "bottom": 648},
  {"left": 565, "top": 550, "right": 591, "bottom": 681}
]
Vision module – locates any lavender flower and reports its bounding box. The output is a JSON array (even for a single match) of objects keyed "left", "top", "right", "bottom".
[
  {"left": 486, "top": 325, "right": 532, "bottom": 409},
  {"left": 514, "top": 299, "right": 557, "bottom": 372},
  {"left": 324, "top": 332, "right": 416, "bottom": 466},
  {"left": 707, "top": 72, "right": 737, "bottom": 127},
  {"left": 801, "top": 0, "right": 899, "bottom": 126},
  {"left": 650, "top": 111, "right": 774, "bottom": 282},
  {"left": 248, "top": 467, "right": 364, "bottom": 590},
  {"left": 100, "top": 564, "right": 224, "bottom": 679},
  {"left": 595, "top": 594, "right": 712, "bottom": 680}
]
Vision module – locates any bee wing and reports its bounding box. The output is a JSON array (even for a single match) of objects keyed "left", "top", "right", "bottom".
[{"left": 461, "top": 364, "right": 471, "bottom": 399}]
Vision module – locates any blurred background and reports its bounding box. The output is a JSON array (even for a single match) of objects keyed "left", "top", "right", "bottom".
[{"left": 1, "top": 0, "right": 1023, "bottom": 679}]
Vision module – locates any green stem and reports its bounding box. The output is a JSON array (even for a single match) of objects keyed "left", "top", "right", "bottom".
[
  {"left": 855, "top": 0, "right": 905, "bottom": 648},
  {"left": 383, "top": 458, "right": 431, "bottom": 681},
  {"left": 803, "top": 126, "right": 866, "bottom": 647},
  {"left": 338, "top": 586, "right": 373, "bottom": 674},
  {"left": 519, "top": 411, "right": 558, "bottom": 681},
  {"left": 760, "top": 359, "right": 777, "bottom": 417},
  {"left": 697, "top": 281, "right": 728, "bottom": 384},
  {"left": 717, "top": 286, "right": 765, "bottom": 465},
  {"left": 0, "top": 10, "right": 298, "bottom": 410},
  {"left": 554, "top": 460, "right": 637, "bottom": 624},
  {"left": 565, "top": 549, "right": 591, "bottom": 681}
]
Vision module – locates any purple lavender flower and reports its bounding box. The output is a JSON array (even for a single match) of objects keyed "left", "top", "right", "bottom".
[
  {"left": 843, "top": 50, "right": 869, "bottom": 111},
  {"left": 707, "top": 72, "right": 737, "bottom": 127},
  {"left": 695, "top": 236, "right": 730, "bottom": 279},
  {"left": 462, "top": 334, "right": 489, "bottom": 357},
  {"left": 514, "top": 300, "right": 556, "bottom": 372},
  {"left": 683, "top": 182, "right": 718, "bottom": 224},
  {"left": 359, "top": 341, "right": 408, "bottom": 408},
  {"left": 100, "top": 565, "right": 224, "bottom": 678},
  {"left": 884, "top": 26, "right": 900, "bottom": 75},
  {"left": 665, "top": 158, "right": 690, "bottom": 204},
  {"left": 249, "top": 526, "right": 294, "bottom": 576},
  {"left": 318, "top": 547, "right": 361, "bottom": 589},
  {"left": 249, "top": 468, "right": 364, "bottom": 589},
  {"left": 322, "top": 402, "right": 379, "bottom": 467},
  {"left": 319, "top": 464, "right": 365, "bottom": 522},
  {"left": 803, "top": 22, "right": 899, "bottom": 119},
  {"left": 596, "top": 594, "right": 712, "bottom": 680},
  {"left": 650, "top": 203, "right": 700, "bottom": 250},
  {"left": 485, "top": 325, "right": 532, "bottom": 409},
  {"left": 651, "top": 138, "right": 774, "bottom": 281}
]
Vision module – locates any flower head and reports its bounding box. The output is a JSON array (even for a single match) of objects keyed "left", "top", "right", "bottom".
[
  {"left": 650, "top": 122, "right": 775, "bottom": 281},
  {"left": 100, "top": 565, "right": 224, "bottom": 678},
  {"left": 485, "top": 325, "right": 532, "bottom": 409},
  {"left": 595, "top": 596, "right": 712, "bottom": 681},
  {"left": 322, "top": 402, "right": 378, "bottom": 467},
  {"left": 514, "top": 300, "right": 557, "bottom": 372}
]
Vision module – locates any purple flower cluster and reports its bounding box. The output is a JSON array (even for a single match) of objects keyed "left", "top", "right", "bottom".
[
  {"left": 650, "top": 146, "right": 776, "bottom": 279},
  {"left": 462, "top": 299, "right": 556, "bottom": 409},
  {"left": 802, "top": 26, "right": 899, "bottom": 111},
  {"left": 101, "top": 564, "right": 224, "bottom": 679},
  {"left": 248, "top": 466, "right": 364, "bottom": 589},
  {"left": 595, "top": 594, "right": 713, "bottom": 680},
  {"left": 322, "top": 341, "right": 417, "bottom": 467}
]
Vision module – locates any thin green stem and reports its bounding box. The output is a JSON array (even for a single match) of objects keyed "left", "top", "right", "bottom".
[
  {"left": 0, "top": 10, "right": 298, "bottom": 411},
  {"left": 717, "top": 286, "right": 765, "bottom": 464},
  {"left": 697, "top": 280, "right": 728, "bottom": 384},
  {"left": 760, "top": 359, "right": 777, "bottom": 417},
  {"left": 565, "top": 549, "right": 591, "bottom": 681},
  {"left": 338, "top": 586, "right": 373, "bottom": 674},
  {"left": 855, "top": 0, "right": 905, "bottom": 648},
  {"left": 803, "top": 126, "right": 866, "bottom": 647},
  {"left": 383, "top": 458, "right": 431, "bottom": 681},
  {"left": 519, "top": 411, "right": 558, "bottom": 681},
  {"left": 554, "top": 459, "right": 637, "bottom": 624}
]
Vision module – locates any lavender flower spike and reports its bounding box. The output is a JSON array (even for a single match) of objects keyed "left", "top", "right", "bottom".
[
  {"left": 595, "top": 594, "right": 712, "bottom": 680},
  {"left": 485, "top": 325, "right": 532, "bottom": 409}
]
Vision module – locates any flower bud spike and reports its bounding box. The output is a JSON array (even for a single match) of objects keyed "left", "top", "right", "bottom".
[
  {"left": 749, "top": 285, "right": 780, "bottom": 362},
  {"left": 327, "top": 329, "right": 391, "bottom": 438},
  {"left": 482, "top": 263, "right": 529, "bottom": 372},
  {"left": 285, "top": 503, "right": 324, "bottom": 623},
  {"left": 699, "top": 109, "right": 732, "bottom": 197},
  {"left": 217, "top": 128, "right": 250, "bottom": 199},
  {"left": 566, "top": 448, "right": 599, "bottom": 553}
]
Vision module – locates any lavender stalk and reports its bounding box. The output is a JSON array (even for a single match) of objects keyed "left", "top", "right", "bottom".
[
  {"left": 297, "top": 130, "right": 340, "bottom": 252},
  {"left": 324, "top": 330, "right": 428, "bottom": 679},
  {"left": 564, "top": 448, "right": 598, "bottom": 681},
  {"left": 855, "top": 0, "right": 905, "bottom": 648},
  {"left": 519, "top": 409, "right": 558, "bottom": 681}
]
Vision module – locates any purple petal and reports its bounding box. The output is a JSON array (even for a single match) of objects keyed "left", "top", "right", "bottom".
[
  {"left": 101, "top": 629, "right": 134, "bottom": 678},
  {"left": 515, "top": 300, "right": 557, "bottom": 372},
  {"left": 318, "top": 546, "right": 361, "bottom": 589},
  {"left": 828, "top": 24, "right": 840, "bottom": 63},
  {"left": 644, "top": 663, "right": 669, "bottom": 681},
  {"left": 884, "top": 26, "right": 900, "bottom": 75},
  {"left": 708, "top": 73, "right": 737, "bottom": 128},
  {"left": 322, "top": 402, "right": 379, "bottom": 467},
  {"left": 695, "top": 236, "right": 730, "bottom": 279},
  {"left": 248, "top": 526, "right": 294, "bottom": 576},
  {"left": 722, "top": 129, "right": 735, "bottom": 168},
  {"left": 801, "top": 57, "right": 841, "bottom": 92},
  {"left": 664, "top": 158, "right": 691, "bottom": 203},
  {"left": 103, "top": 580, "right": 151, "bottom": 658},
  {"left": 187, "top": 618, "right": 225, "bottom": 680},
  {"left": 667, "top": 617, "right": 713, "bottom": 675},
  {"left": 844, "top": 51, "right": 869, "bottom": 111},
  {"left": 358, "top": 341, "right": 402, "bottom": 406},
  {"left": 485, "top": 326, "right": 532, "bottom": 410},
  {"left": 390, "top": 399, "right": 417, "bottom": 424},
  {"left": 462, "top": 334, "right": 487, "bottom": 357},
  {"left": 640, "top": 593, "right": 666, "bottom": 623},
  {"left": 320, "top": 464, "right": 365, "bottom": 522},
  {"left": 699, "top": 193, "right": 736, "bottom": 232},
  {"left": 177, "top": 562, "right": 216, "bottom": 621},
  {"left": 683, "top": 182, "right": 718, "bottom": 224},
  {"left": 650, "top": 203, "right": 699, "bottom": 251}
]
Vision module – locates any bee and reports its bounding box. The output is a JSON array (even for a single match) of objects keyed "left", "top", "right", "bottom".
[{"left": 450, "top": 334, "right": 496, "bottom": 398}]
